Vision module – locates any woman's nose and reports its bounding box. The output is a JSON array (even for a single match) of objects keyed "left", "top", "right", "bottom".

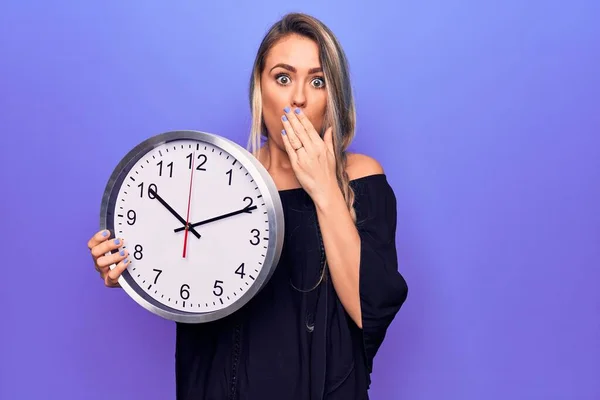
[{"left": 291, "top": 85, "right": 306, "bottom": 108}]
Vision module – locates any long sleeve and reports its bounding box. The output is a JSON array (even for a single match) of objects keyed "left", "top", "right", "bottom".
[{"left": 352, "top": 174, "right": 409, "bottom": 372}]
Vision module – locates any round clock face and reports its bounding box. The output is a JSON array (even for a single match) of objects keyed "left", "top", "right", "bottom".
[{"left": 100, "top": 130, "right": 284, "bottom": 323}]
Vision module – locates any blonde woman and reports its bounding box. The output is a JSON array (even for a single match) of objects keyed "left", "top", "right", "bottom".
[{"left": 87, "top": 12, "right": 408, "bottom": 400}]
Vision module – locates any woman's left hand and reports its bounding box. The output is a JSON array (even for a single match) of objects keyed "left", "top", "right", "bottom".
[{"left": 280, "top": 107, "right": 338, "bottom": 203}]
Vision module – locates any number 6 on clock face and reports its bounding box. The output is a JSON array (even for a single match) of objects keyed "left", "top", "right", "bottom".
[{"left": 99, "top": 130, "right": 285, "bottom": 323}]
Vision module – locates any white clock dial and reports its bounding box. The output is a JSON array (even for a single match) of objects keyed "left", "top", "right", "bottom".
[{"left": 100, "top": 131, "right": 284, "bottom": 323}]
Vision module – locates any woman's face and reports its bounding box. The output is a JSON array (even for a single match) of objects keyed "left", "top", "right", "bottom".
[{"left": 260, "top": 34, "right": 328, "bottom": 147}]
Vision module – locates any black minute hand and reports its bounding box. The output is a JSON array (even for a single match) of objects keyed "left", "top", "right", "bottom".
[
  {"left": 173, "top": 205, "right": 258, "bottom": 233},
  {"left": 148, "top": 188, "right": 201, "bottom": 239}
]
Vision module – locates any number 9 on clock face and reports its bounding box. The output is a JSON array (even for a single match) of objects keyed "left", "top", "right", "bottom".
[{"left": 99, "top": 130, "right": 284, "bottom": 323}]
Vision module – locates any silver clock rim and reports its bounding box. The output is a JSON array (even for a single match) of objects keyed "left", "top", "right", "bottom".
[{"left": 99, "top": 130, "right": 285, "bottom": 324}]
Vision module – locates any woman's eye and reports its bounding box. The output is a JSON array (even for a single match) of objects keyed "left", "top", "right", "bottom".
[
  {"left": 312, "top": 78, "right": 325, "bottom": 88},
  {"left": 276, "top": 75, "right": 290, "bottom": 85}
]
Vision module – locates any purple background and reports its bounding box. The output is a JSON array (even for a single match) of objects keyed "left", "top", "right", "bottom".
[{"left": 1, "top": 1, "right": 599, "bottom": 399}]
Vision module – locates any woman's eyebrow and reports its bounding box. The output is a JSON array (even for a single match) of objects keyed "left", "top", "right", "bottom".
[{"left": 269, "top": 63, "right": 322, "bottom": 74}]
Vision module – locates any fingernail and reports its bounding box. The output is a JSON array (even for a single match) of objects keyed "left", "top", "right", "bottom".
[
  {"left": 282, "top": 129, "right": 286, "bottom": 135},
  {"left": 123, "top": 258, "right": 129, "bottom": 264},
  {"left": 283, "top": 107, "right": 290, "bottom": 113},
  {"left": 120, "top": 250, "right": 125, "bottom": 256},
  {"left": 295, "top": 108, "right": 301, "bottom": 114},
  {"left": 102, "top": 230, "right": 108, "bottom": 237},
  {"left": 114, "top": 238, "right": 120, "bottom": 245},
  {"left": 282, "top": 115, "right": 288, "bottom": 122}
]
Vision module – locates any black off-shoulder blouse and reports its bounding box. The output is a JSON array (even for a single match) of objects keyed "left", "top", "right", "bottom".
[{"left": 175, "top": 173, "right": 408, "bottom": 400}]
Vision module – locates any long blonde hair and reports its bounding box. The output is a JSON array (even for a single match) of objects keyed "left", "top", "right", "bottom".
[{"left": 247, "top": 12, "right": 357, "bottom": 223}]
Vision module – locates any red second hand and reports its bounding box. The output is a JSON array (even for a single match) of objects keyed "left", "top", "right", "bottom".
[{"left": 182, "top": 151, "right": 195, "bottom": 258}]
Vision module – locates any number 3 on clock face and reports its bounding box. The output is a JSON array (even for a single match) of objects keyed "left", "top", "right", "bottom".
[{"left": 99, "top": 130, "right": 284, "bottom": 323}]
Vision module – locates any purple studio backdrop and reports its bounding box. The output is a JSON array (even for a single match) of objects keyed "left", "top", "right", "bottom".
[{"left": 1, "top": 1, "right": 599, "bottom": 399}]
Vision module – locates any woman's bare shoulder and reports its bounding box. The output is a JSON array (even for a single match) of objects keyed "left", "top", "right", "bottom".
[{"left": 345, "top": 152, "right": 385, "bottom": 180}]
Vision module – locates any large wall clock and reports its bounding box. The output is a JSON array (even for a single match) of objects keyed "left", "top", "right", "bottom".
[{"left": 99, "top": 130, "right": 284, "bottom": 323}]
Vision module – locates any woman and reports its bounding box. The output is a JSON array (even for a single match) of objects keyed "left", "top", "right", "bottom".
[{"left": 87, "top": 12, "right": 408, "bottom": 400}]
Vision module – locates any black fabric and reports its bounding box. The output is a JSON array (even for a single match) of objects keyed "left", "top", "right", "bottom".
[{"left": 175, "top": 173, "right": 408, "bottom": 400}]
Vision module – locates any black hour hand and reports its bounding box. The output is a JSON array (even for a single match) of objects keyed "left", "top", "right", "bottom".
[{"left": 148, "top": 188, "right": 201, "bottom": 239}]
